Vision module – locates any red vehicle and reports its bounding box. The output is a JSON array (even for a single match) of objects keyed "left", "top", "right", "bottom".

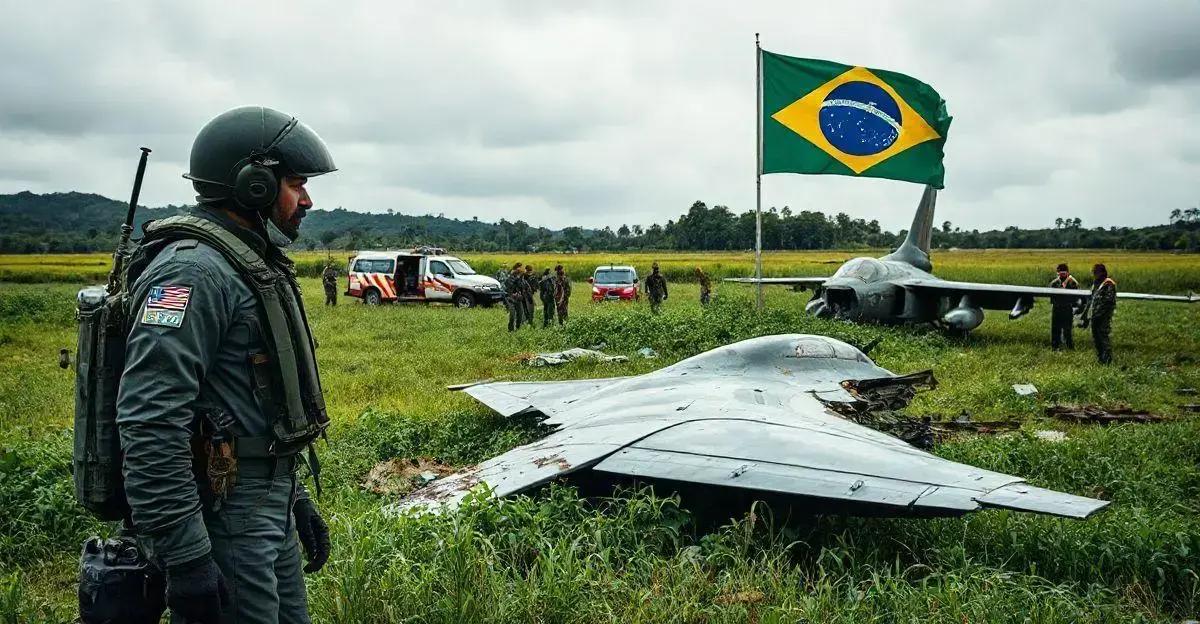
[{"left": 589, "top": 265, "right": 640, "bottom": 302}]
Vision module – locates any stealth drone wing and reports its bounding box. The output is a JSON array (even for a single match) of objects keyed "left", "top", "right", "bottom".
[{"left": 400, "top": 335, "right": 1108, "bottom": 520}]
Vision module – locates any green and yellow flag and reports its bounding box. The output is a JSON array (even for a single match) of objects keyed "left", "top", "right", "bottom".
[{"left": 762, "top": 50, "right": 952, "bottom": 188}]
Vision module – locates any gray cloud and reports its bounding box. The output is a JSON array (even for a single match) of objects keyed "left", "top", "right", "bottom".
[{"left": 0, "top": 0, "right": 1197, "bottom": 232}]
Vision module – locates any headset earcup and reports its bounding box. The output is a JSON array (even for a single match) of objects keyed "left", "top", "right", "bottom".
[{"left": 234, "top": 163, "right": 278, "bottom": 210}]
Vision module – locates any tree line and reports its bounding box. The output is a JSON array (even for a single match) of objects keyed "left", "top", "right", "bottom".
[{"left": 1, "top": 191, "right": 1198, "bottom": 253}]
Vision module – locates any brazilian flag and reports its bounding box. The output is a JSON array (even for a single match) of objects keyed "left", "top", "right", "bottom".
[{"left": 762, "top": 50, "right": 952, "bottom": 188}]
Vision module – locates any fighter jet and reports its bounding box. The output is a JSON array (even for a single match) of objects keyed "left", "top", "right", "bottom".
[
  {"left": 726, "top": 186, "right": 1198, "bottom": 333},
  {"left": 400, "top": 335, "right": 1107, "bottom": 520}
]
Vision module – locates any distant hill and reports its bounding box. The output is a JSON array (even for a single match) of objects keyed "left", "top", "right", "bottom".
[
  {"left": 0, "top": 191, "right": 570, "bottom": 253},
  {"left": 0, "top": 191, "right": 1196, "bottom": 253}
]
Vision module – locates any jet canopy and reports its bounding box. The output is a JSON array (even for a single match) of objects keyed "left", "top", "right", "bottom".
[{"left": 832, "top": 258, "right": 887, "bottom": 282}]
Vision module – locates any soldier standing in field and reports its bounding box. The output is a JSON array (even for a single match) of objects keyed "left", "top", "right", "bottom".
[
  {"left": 538, "top": 268, "right": 556, "bottom": 327},
  {"left": 523, "top": 264, "right": 537, "bottom": 327},
  {"left": 119, "top": 106, "right": 333, "bottom": 623},
  {"left": 1079, "top": 263, "right": 1117, "bottom": 364},
  {"left": 645, "top": 262, "right": 668, "bottom": 314},
  {"left": 322, "top": 263, "right": 338, "bottom": 306},
  {"left": 695, "top": 266, "right": 712, "bottom": 305},
  {"left": 554, "top": 264, "right": 571, "bottom": 324},
  {"left": 1048, "top": 262, "right": 1078, "bottom": 349},
  {"left": 506, "top": 262, "right": 526, "bottom": 331}
]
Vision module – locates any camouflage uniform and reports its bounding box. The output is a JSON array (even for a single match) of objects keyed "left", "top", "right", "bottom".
[
  {"left": 523, "top": 267, "right": 537, "bottom": 327},
  {"left": 554, "top": 269, "right": 571, "bottom": 324},
  {"left": 645, "top": 267, "right": 668, "bottom": 314},
  {"left": 1082, "top": 277, "right": 1117, "bottom": 364},
  {"left": 1048, "top": 274, "right": 1078, "bottom": 349},
  {"left": 496, "top": 269, "right": 511, "bottom": 313},
  {"left": 321, "top": 265, "right": 338, "bottom": 306},
  {"left": 538, "top": 271, "right": 556, "bottom": 327},
  {"left": 696, "top": 269, "right": 712, "bottom": 305},
  {"left": 506, "top": 269, "right": 526, "bottom": 331}
]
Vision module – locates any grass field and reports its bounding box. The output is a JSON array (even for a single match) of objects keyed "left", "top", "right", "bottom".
[{"left": 1, "top": 249, "right": 1199, "bottom": 622}]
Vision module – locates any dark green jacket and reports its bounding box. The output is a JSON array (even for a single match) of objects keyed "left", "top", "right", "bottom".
[
  {"left": 646, "top": 272, "right": 668, "bottom": 299},
  {"left": 1048, "top": 274, "right": 1079, "bottom": 311},
  {"left": 539, "top": 275, "right": 556, "bottom": 301},
  {"left": 116, "top": 208, "right": 300, "bottom": 567}
]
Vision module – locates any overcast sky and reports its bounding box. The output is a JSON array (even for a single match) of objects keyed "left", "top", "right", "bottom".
[{"left": 2, "top": 1, "right": 1198, "bottom": 231}]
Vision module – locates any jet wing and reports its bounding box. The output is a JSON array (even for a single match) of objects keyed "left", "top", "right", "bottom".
[
  {"left": 901, "top": 278, "right": 1199, "bottom": 310},
  {"left": 401, "top": 335, "right": 1109, "bottom": 520},
  {"left": 723, "top": 276, "right": 829, "bottom": 287}
]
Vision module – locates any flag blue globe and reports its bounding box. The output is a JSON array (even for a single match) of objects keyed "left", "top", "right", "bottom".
[{"left": 818, "top": 81, "right": 902, "bottom": 156}]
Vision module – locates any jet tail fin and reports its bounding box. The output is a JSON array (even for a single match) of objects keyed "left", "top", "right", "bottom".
[{"left": 882, "top": 185, "right": 936, "bottom": 271}]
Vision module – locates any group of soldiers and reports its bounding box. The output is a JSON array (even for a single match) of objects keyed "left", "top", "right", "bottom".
[
  {"left": 502, "top": 263, "right": 572, "bottom": 330},
  {"left": 1048, "top": 262, "right": 1118, "bottom": 364}
]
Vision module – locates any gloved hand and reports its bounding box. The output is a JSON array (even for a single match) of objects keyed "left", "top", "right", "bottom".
[
  {"left": 1077, "top": 318, "right": 1089, "bottom": 329},
  {"left": 293, "top": 498, "right": 330, "bottom": 573},
  {"left": 166, "top": 553, "right": 229, "bottom": 623}
]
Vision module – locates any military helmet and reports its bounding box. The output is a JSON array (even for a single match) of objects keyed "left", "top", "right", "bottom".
[{"left": 184, "top": 106, "right": 336, "bottom": 210}]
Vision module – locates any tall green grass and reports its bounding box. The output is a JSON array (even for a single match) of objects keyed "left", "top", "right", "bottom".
[{"left": 1, "top": 251, "right": 1198, "bottom": 621}]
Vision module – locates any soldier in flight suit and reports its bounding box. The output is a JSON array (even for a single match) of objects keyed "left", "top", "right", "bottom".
[
  {"left": 553, "top": 264, "right": 571, "bottom": 324},
  {"left": 645, "top": 262, "right": 668, "bottom": 314},
  {"left": 1048, "top": 262, "right": 1078, "bottom": 349},
  {"left": 506, "top": 263, "right": 526, "bottom": 331},
  {"left": 322, "top": 263, "right": 338, "bottom": 306},
  {"left": 1079, "top": 262, "right": 1117, "bottom": 364},
  {"left": 118, "top": 107, "right": 333, "bottom": 623},
  {"left": 695, "top": 266, "right": 712, "bottom": 305},
  {"left": 538, "top": 268, "right": 556, "bottom": 327},
  {"left": 523, "top": 264, "right": 537, "bottom": 327}
]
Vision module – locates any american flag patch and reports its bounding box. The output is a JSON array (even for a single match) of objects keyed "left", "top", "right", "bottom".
[
  {"left": 141, "top": 285, "right": 191, "bottom": 328},
  {"left": 147, "top": 286, "right": 191, "bottom": 311}
]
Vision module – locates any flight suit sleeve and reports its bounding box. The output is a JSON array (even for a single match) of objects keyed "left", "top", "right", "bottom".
[{"left": 116, "top": 251, "right": 236, "bottom": 567}]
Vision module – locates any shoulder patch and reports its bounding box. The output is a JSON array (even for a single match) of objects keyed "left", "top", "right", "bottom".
[{"left": 141, "top": 285, "right": 192, "bottom": 328}]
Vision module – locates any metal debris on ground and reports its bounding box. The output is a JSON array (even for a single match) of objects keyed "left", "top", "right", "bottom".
[
  {"left": 1183, "top": 404, "right": 1200, "bottom": 413},
  {"left": 522, "top": 348, "right": 628, "bottom": 367},
  {"left": 1176, "top": 388, "right": 1197, "bottom": 395},
  {"left": 637, "top": 347, "right": 659, "bottom": 359},
  {"left": 1034, "top": 430, "right": 1068, "bottom": 443},
  {"left": 1012, "top": 384, "right": 1038, "bottom": 396},
  {"left": 1045, "top": 404, "right": 1163, "bottom": 424},
  {"left": 363, "top": 457, "right": 455, "bottom": 496},
  {"left": 935, "top": 413, "right": 1020, "bottom": 434}
]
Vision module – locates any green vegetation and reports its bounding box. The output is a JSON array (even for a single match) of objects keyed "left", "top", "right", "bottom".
[
  {"left": 3, "top": 191, "right": 1199, "bottom": 254},
  {"left": 1, "top": 250, "right": 1198, "bottom": 621}
]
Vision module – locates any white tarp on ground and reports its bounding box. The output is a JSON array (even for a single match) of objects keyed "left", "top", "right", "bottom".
[{"left": 524, "top": 348, "right": 628, "bottom": 367}]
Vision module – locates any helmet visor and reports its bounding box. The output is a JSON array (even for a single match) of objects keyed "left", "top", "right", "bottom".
[{"left": 274, "top": 118, "right": 337, "bottom": 178}]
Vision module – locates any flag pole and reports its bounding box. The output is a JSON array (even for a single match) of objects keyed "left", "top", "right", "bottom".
[{"left": 755, "top": 33, "right": 764, "bottom": 310}]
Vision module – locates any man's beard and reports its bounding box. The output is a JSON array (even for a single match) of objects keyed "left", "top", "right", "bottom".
[{"left": 266, "top": 207, "right": 303, "bottom": 247}]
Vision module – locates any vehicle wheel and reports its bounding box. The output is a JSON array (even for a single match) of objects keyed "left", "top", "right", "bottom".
[
  {"left": 454, "top": 291, "right": 476, "bottom": 308},
  {"left": 364, "top": 289, "right": 382, "bottom": 306}
]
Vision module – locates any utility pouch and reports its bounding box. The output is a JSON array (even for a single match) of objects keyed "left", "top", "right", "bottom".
[
  {"left": 78, "top": 534, "right": 165, "bottom": 624},
  {"left": 73, "top": 286, "right": 131, "bottom": 521}
]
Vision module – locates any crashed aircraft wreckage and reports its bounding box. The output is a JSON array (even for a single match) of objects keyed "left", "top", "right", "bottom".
[
  {"left": 726, "top": 186, "right": 1198, "bottom": 334},
  {"left": 400, "top": 334, "right": 1108, "bottom": 519}
]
